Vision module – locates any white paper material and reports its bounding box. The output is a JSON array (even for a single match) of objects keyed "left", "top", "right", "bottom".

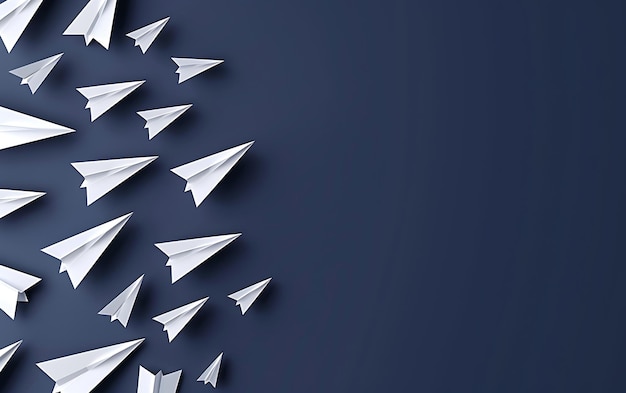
[
  {"left": 0, "top": 0, "right": 44, "bottom": 52},
  {"left": 0, "top": 189, "right": 45, "bottom": 219},
  {"left": 36, "top": 338, "right": 144, "bottom": 393},
  {"left": 41, "top": 212, "right": 133, "bottom": 289},
  {"left": 98, "top": 274, "right": 143, "bottom": 328},
  {"left": 10, "top": 53, "right": 63, "bottom": 94},
  {"left": 172, "top": 58, "right": 223, "bottom": 83},
  {"left": 155, "top": 234, "right": 241, "bottom": 283},
  {"left": 71, "top": 156, "right": 158, "bottom": 205},
  {"left": 137, "top": 104, "right": 192, "bottom": 140},
  {"left": 63, "top": 0, "right": 117, "bottom": 49},
  {"left": 0, "top": 340, "right": 21, "bottom": 373},
  {"left": 171, "top": 141, "right": 254, "bottom": 207},
  {"left": 228, "top": 278, "right": 271, "bottom": 315},
  {"left": 137, "top": 366, "right": 182, "bottom": 393},
  {"left": 0, "top": 106, "right": 75, "bottom": 151},
  {"left": 0, "top": 265, "right": 40, "bottom": 319},
  {"left": 197, "top": 352, "right": 222, "bottom": 388},
  {"left": 153, "top": 297, "right": 208, "bottom": 342},
  {"left": 77, "top": 80, "right": 145, "bottom": 121},
  {"left": 127, "top": 17, "right": 169, "bottom": 54}
]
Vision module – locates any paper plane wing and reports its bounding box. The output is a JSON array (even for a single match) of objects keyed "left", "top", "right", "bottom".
[
  {"left": 0, "top": 340, "right": 22, "bottom": 373},
  {"left": 77, "top": 80, "right": 145, "bottom": 121},
  {"left": 127, "top": 17, "right": 169, "bottom": 54},
  {"left": 63, "top": 0, "right": 117, "bottom": 49},
  {"left": 0, "top": 106, "right": 75, "bottom": 151},
  {"left": 138, "top": 366, "right": 182, "bottom": 393},
  {"left": 228, "top": 278, "right": 271, "bottom": 315},
  {"left": 197, "top": 352, "right": 223, "bottom": 388},
  {"left": 10, "top": 53, "right": 63, "bottom": 94},
  {"left": 153, "top": 297, "right": 208, "bottom": 342},
  {"left": 137, "top": 104, "right": 192, "bottom": 140},
  {"left": 171, "top": 57, "right": 223, "bottom": 83},
  {"left": 0, "top": 264, "right": 41, "bottom": 319},
  {"left": 98, "top": 274, "right": 143, "bottom": 327},
  {"left": 0, "top": 189, "right": 45, "bottom": 219},
  {"left": 0, "top": 0, "right": 43, "bottom": 52}
]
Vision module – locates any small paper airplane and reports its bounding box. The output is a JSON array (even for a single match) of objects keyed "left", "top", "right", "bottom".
[
  {"left": 0, "top": 0, "right": 44, "bottom": 53},
  {"left": 153, "top": 297, "right": 209, "bottom": 342},
  {"left": 228, "top": 278, "right": 272, "bottom": 315},
  {"left": 36, "top": 338, "right": 144, "bottom": 393},
  {"left": 0, "top": 265, "right": 41, "bottom": 319},
  {"left": 41, "top": 212, "right": 133, "bottom": 289},
  {"left": 197, "top": 352, "right": 223, "bottom": 388},
  {"left": 77, "top": 80, "right": 145, "bottom": 121},
  {"left": 0, "top": 189, "right": 45, "bottom": 219},
  {"left": 98, "top": 274, "right": 143, "bottom": 328},
  {"left": 63, "top": 0, "right": 118, "bottom": 50},
  {"left": 172, "top": 57, "right": 223, "bottom": 83},
  {"left": 171, "top": 141, "right": 254, "bottom": 207},
  {"left": 0, "top": 340, "right": 21, "bottom": 373},
  {"left": 137, "top": 366, "right": 182, "bottom": 393},
  {"left": 10, "top": 53, "right": 63, "bottom": 94},
  {"left": 127, "top": 17, "right": 169, "bottom": 54},
  {"left": 137, "top": 104, "right": 192, "bottom": 140},
  {"left": 0, "top": 106, "right": 75, "bottom": 151},
  {"left": 155, "top": 233, "right": 241, "bottom": 283},
  {"left": 71, "top": 156, "right": 158, "bottom": 205}
]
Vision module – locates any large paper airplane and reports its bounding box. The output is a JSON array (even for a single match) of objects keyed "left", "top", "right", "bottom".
[
  {"left": 0, "top": 340, "right": 21, "bottom": 373},
  {"left": 77, "top": 80, "right": 145, "bottom": 121},
  {"left": 0, "top": 0, "right": 44, "bottom": 53},
  {"left": 153, "top": 297, "right": 208, "bottom": 342},
  {"left": 71, "top": 156, "right": 158, "bottom": 205},
  {"left": 10, "top": 53, "right": 63, "bottom": 94},
  {"left": 172, "top": 57, "right": 223, "bottom": 83},
  {"left": 137, "top": 366, "right": 182, "bottom": 393},
  {"left": 171, "top": 141, "right": 254, "bottom": 207},
  {"left": 63, "top": 0, "right": 118, "bottom": 49},
  {"left": 98, "top": 274, "right": 143, "bottom": 327},
  {"left": 228, "top": 278, "right": 272, "bottom": 315},
  {"left": 36, "top": 338, "right": 144, "bottom": 393},
  {"left": 0, "top": 189, "right": 45, "bottom": 219},
  {"left": 41, "top": 212, "right": 133, "bottom": 289},
  {"left": 155, "top": 233, "right": 241, "bottom": 283},
  {"left": 137, "top": 104, "right": 192, "bottom": 140},
  {"left": 0, "top": 106, "right": 75, "bottom": 151},
  {"left": 127, "top": 17, "right": 169, "bottom": 54},
  {"left": 197, "top": 352, "right": 223, "bottom": 388},
  {"left": 0, "top": 265, "right": 41, "bottom": 319}
]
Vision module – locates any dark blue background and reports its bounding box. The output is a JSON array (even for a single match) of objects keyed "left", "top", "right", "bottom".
[{"left": 0, "top": 0, "right": 625, "bottom": 392}]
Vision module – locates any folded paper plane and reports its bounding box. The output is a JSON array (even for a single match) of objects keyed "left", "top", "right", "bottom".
[
  {"left": 36, "top": 338, "right": 144, "bottom": 393},
  {"left": 153, "top": 297, "right": 208, "bottom": 342},
  {"left": 0, "top": 0, "right": 44, "bottom": 52},
  {"left": 0, "top": 340, "right": 21, "bottom": 373},
  {"left": 63, "top": 0, "right": 118, "bottom": 49},
  {"left": 137, "top": 104, "right": 192, "bottom": 140},
  {"left": 197, "top": 352, "right": 223, "bottom": 388},
  {"left": 172, "top": 57, "right": 223, "bottom": 83},
  {"left": 127, "top": 17, "right": 169, "bottom": 54},
  {"left": 0, "top": 106, "right": 75, "bottom": 151},
  {"left": 137, "top": 366, "right": 182, "bottom": 393},
  {"left": 0, "top": 189, "right": 45, "bottom": 219},
  {"left": 72, "top": 156, "right": 158, "bottom": 205},
  {"left": 98, "top": 274, "right": 143, "bottom": 327},
  {"left": 41, "top": 212, "right": 133, "bottom": 289},
  {"left": 10, "top": 53, "right": 63, "bottom": 94},
  {"left": 77, "top": 80, "right": 145, "bottom": 121},
  {"left": 171, "top": 141, "right": 254, "bottom": 207},
  {"left": 0, "top": 265, "right": 40, "bottom": 319},
  {"left": 155, "top": 234, "right": 241, "bottom": 283},
  {"left": 228, "top": 278, "right": 271, "bottom": 315}
]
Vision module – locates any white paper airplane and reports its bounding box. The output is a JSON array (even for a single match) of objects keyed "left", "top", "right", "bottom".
[
  {"left": 137, "top": 366, "right": 182, "bottom": 393},
  {"left": 63, "top": 0, "right": 118, "bottom": 50},
  {"left": 98, "top": 274, "right": 143, "bottom": 327},
  {"left": 137, "top": 104, "right": 192, "bottom": 140},
  {"left": 0, "top": 340, "right": 21, "bottom": 373},
  {"left": 71, "top": 156, "right": 158, "bottom": 205},
  {"left": 172, "top": 57, "right": 223, "bottom": 83},
  {"left": 36, "top": 338, "right": 144, "bottom": 393},
  {"left": 197, "top": 352, "right": 223, "bottom": 388},
  {"left": 153, "top": 297, "right": 208, "bottom": 342},
  {"left": 0, "top": 0, "right": 44, "bottom": 53},
  {"left": 41, "top": 212, "right": 133, "bottom": 289},
  {"left": 228, "top": 278, "right": 271, "bottom": 315},
  {"left": 171, "top": 141, "right": 254, "bottom": 207},
  {"left": 10, "top": 53, "right": 63, "bottom": 94},
  {"left": 0, "top": 189, "right": 45, "bottom": 219},
  {"left": 0, "top": 106, "right": 75, "bottom": 151},
  {"left": 0, "top": 265, "right": 41, "bottom": 319},
  {"left": 77, "top": 80, "right": 145, "bottom": 121},
  {"left": 127, "top": 17, "right": 169, "bottom": 54},
  {"left": 155, "top": 234, "right": 241, "bottom": 283}
]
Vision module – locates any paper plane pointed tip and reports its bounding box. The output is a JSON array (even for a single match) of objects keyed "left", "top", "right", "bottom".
[
  {"left": 0, "top": 106, "right": 75, "bottom": 151},
  {"left": 0, "top": 189, "right": 46, "bottom": 219},
  {"left": 0, "top": 339, "right": 23, "bottom": 372}
]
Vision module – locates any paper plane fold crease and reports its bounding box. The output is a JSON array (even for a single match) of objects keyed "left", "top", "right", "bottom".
[{"left": 137, "top": 366, "right": 182, "bottom": 393}]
